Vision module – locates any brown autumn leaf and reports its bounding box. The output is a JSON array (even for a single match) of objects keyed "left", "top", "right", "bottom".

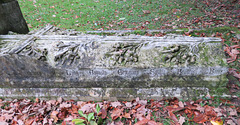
[
  {"left": 24, "top": 117, "right": 34, "bottom": 125},
  {"left": 168, "top": 111, "right": 179, "bottom": 124},
  {"left": 179, "top": 116, "right": 185, "bottom": 125},
  {"left": 58, "top": 108, "right": 68, "bottom": 120},
  {"left": 178, "top": 101, "right": 184, "bottom": 108},
  {"left": 101, "top": 108, "right": 107, "bottom": 119},
  {"left": 42, "top": 117, "right": 48, "bottom": 125},
  {"left": 111, "top": 102, "right": 122, "bottom": 108},
  {"left": 35, "top": 98, "right": 39, "bottom": 103},
  {"left": 46, "top": 100, "right": 56, "bottom": 106},
  {"left": 227, "top": 107, "right": 238, "bottom": 116},
  {"left": 123, "top": 113, "right": 131, "bottom": 119},
  {"left": 115, "top": 121, "right": 124, "bottom": 125},
  {"left": 125, "top": 102, "right": 133, "bottom": 108},
  {"left": 166, "top": 106, "right": 184, "bottom": 112},
  {"left": 0, "top": 122, "right": 8, "bottom": 125},
  {"left": 213, "top": 107, "right": 223, "bottom": 117},
  {"left": 17, "top": 120, "right": 24, "bottom": 125},
  {"left": 195, "top": 104, "right": 205, "bottom": 113},
  {"left": 137, "top": 99, "right": 148, "bottom": 105},
  {"left": 79, "top": 103, "right": 95, "bottom": 113},
  {"left": 135, "top": 113, "right": 145, "bottom": 121},
  {"left": 60, "top": 102, "right": 71, "bottom": 108},
  {"left": 134, "top": 104, "right": 142, "bottom": 110},
  {"left": 147, "top": 120, "right": 159, "bottom": 125},
  {"left": 146, "top": 112, "right": 151, "bottom": 120},
  {"left": 237, "top": 118, "right": 240, "bottom": 125},
  {"left": 70, "top": 104, "right": 79, "bottom": 114},
  {"left": 50, "top": 111, "right": 59, "bottom": 123},
  {"left": 226, "top": 119, "right": 235, "bottom": 125},
  {"left": 231, "top": 49, "right": 240, "bottom": 55},
  {"left": 2, "top": 113, "right": 14, "bottom": 121},
  {"left": 204, "top": 105, "right": 217, "bottom": 117},
  {"left": 137, "top": 105, "right": 147, "bottom": 115},
  {"left": 111, "top": 108, "right": 122, "bottom": 120},
  {"left": 142, "top": 10, "right": 151, "bottom": 14},
  {"left": 193, "top": 113, "right": 208, "bottom": 124},
  {"left": 57, "top": 97, "right": 63, "bottom": 103},
  {"left": 64, "top": 116, "right": 73, "bottom": 122},
  {"left": 134, "top": 118, "right": 149, "bottom": 125}
]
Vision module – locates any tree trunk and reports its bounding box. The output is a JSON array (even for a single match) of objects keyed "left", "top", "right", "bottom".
[{"left": 0, "top": 0, "right": 29, "bottom": 34}]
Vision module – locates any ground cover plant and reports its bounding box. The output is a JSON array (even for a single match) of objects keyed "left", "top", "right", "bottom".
[{"left": 0, "top": 0, "right": 239, "bottom": 124}]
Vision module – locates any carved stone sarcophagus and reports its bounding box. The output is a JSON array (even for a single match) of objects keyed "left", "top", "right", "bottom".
[{"left": 0, "top": 25, "right": 228, "bottom": 100}]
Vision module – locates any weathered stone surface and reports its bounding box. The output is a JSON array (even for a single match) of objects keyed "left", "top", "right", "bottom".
[
  {"left": 0, "top": 27, "right": 228, "bottom": 100},
  {"left": 0, "top": 0, "right": 29, "bottom": 34},
  {"left": 0, "top": 87, "right": 209, "bottom": 101}
]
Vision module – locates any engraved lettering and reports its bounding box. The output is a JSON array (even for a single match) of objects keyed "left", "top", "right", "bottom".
[
  {"left": 66, "top": 70, "right": 72, "bottom": 76},
  {"left": 209, "top": 67, "right": 215, "bottom": 74}
]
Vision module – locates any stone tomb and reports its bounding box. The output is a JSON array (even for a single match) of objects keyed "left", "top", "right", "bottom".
[
  {"left": 0, "top": 26, "right": 228, "bottom": 100},
  {"left": 0, "top": 0, "right": 29, "bottom": 34}
]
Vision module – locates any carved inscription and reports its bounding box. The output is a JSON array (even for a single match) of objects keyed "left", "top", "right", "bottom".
[
  {"left": 117, "top": 69, "right": 139, "bottom": 76},
  {"left": 65, "top": 67, "right": 228, "bottom": 79}
]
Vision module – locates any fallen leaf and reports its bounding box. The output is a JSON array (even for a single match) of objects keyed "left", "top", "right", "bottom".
[
  {"left": 237, "top": 118, "right": 240, "bottom": 125},
  {"left": 147, "top": 120, "right": 159, "bottom": 125},
  {"left": 179, "top": 116, "right": 185, "bottom": 125},
  {"left": 35, "top": 98, "right": 39, "bottom": 103},
  {"left": 226, "top": 119, "right": 235, "bottom": 125},
  {"left": 142, "top": 10, "right": 151, "bottom": 14},
  {"left": 111, "top": 102, "right": 122, "bottom": 108},
  {"left": 137, "top": 105, "right": 147, "bottom": 115},
  {"left": 204, "top": 105, "right": 217, "bottom": 117},
  {"left": 115, "top": 121, "right": 124, "bottom": 125},
  {"left": 111, "top": 108, "right": 122, "bottom": 120},
  {"left": 168, "top": 112, "right": 179, "bottom": 123},
  {"left": 57, "top": 97, "right": 63, "bottom": 103},
  {"left": 125, "top": 102, "right": 133, "bottom": 108},
  {"left": 134, "top": 118, "right": 149, "bottom": 125},
  {"left": 231, "top": 49, "right": 240, "bottom": 55},
  {"left": 137, "top": 99, "right": 148, "bottom": 105},
  {"left": 0, "top": 122, "right": 8, "bottom": 125},
  {"left": 50, "top": 111, "right": 59, "bottom": 123},
  {"left": 79, "top": 103, "right": 95, "bottom": 113},
  {"left": 64, "top": 116, "right": 73, "bottom": 121},
  {"left": 193, "top": 113, "right": 208, "bottom": 124},
  {"left": 60, "top": 102, "right": 71, "bottom": 108},
  {"left": 17, "top": 120, "right": 24, "bottom": 125},
  {"left": 178, "top": 101, "right": 184, "bottom": 108},
  {"left": 101, "top": 108, "right": 107, "bottom": 119},
  {"left": 228, "top": 108, "right": 238, "bottom": 116},
  {"left": 123, "top": 113, "right": 131, "bottom": 119},
  {"left": 24, "top": 117, "right": 34, "bottom": 125}
]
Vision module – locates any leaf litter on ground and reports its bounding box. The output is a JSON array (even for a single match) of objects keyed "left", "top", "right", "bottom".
[{"left": 0, "top": 96, "right": 239, "bottom": 125}]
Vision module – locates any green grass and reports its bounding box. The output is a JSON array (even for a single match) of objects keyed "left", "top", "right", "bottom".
[{"left": 18, "top": 0, "right": 204, "bottom": 31}]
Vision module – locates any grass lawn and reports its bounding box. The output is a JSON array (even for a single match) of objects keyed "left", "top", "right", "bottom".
[{"left": 18, "top": 0, "right": 239, "bottom": 31}]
